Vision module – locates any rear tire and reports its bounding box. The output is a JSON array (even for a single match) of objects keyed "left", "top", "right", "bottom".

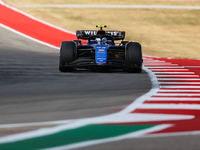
[
  {"left": 59, "top": 41, "right": 76, "bottom": 72},
  {"left": 125, "top": 42, "right": 142, "bottom": 73}
]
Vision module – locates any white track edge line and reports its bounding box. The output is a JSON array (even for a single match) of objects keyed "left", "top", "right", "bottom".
[
  {"left": 147, "top": 98, "right": 200, "bottom": 101},
  {"left": 0, "top": 23, "right": 59, "bottom": 50},
  {"left": 0, "top": 1, "right": 75, "bottom": 35},
  {"left": 159, "top": 90, "right": 200, "bottom": 92},
  {"left": 0, "top": 63, "right": 162, "bottom": 144},
  {"left": 119, "top": 66, "right": 160, "bottom": 114}
]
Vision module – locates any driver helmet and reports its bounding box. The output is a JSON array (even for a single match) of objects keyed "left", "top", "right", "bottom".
[
  {"left": 102, "top": 37, "right": 107, "bottom": 44},
  {"left": 95, "top": 38, "right": 101, "bottom": 44}
]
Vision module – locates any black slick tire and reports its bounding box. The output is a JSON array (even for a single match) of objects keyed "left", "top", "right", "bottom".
[
  {"left": 59, "top": 41, "right": 76, "bottom": 72},
  {"left": 125, "top": 42, "right": 142, "bottom": 73}
]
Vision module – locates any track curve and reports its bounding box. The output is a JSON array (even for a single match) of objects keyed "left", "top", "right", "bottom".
[
  {"left": 0, "top": 25, "right": 152, "bottom": 125},
  {"left": 1, "top": 26, "right": 200, "bottom": 150}
]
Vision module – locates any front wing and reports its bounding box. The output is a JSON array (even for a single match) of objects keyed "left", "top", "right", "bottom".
[{"left": 62, "top": 57, "right": 141, "bottom": 69}]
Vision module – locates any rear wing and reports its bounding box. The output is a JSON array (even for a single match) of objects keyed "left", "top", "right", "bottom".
[{"left": 76, "top": 30, "right": 125, "bottom": 40}]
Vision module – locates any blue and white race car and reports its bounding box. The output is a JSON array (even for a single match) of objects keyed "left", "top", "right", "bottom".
[{"left": 59, "top": 25, "right": 142, "bottom": 73}]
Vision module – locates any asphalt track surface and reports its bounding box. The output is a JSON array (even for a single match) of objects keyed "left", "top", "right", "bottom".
[
  {"left": 1, "top": 26, "right": 200, "bottom": 150},
  {"left": 0, "top": 25, "right": 151, "bottom": 125}
]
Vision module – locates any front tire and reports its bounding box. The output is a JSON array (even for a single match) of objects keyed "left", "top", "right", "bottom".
[
  {"left": 59, "top": 41, "right": 76, "bottom": 72},
  {"left": 125, "top": 42, "right": 142, "bottom": 73}
]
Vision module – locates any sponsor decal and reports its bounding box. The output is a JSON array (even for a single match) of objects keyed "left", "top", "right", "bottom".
[
  {"left": 106, "top": 31, "right": 119, "bottom": 36},
  {"left": 83, "top": 31, "right": 120, "bottom": 36},
  {"left": 95, "top": 45, "right": 108, "bottom": 63},
  {"left": 99, "top": 49, "right": 104, "bottom": 52},
  {"left": 84, "top": 31, "right": 96, "bottom": 35}
]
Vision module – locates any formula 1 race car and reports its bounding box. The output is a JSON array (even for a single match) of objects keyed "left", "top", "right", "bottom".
[{"left": 59, "top": 25, "right": 142, "bottom": 73}]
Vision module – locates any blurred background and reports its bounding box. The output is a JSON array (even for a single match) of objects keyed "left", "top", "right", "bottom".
[{"left": 6, "top": 0, "right": 200, "bottom": 59}]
